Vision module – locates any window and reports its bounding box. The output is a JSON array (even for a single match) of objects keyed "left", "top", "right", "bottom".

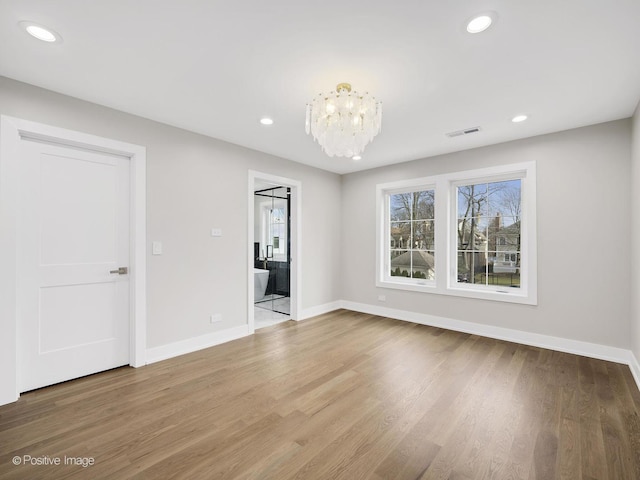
[
  {"left": 455, "top": 179, "right": 521, "bottom": 288},
  {"left": 259, "top": 201, "right": 288, "bottom": 262},
  {"left": 269, "top": 206, "right": 287, "bottom": 258},
  {"left": 389, "top": 190, "right": 435, "bottom": 281},
  {"left": 377, "top": 162, "right": 536, "bottom": 305}
]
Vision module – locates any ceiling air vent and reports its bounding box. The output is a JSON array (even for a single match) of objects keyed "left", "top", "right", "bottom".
[{"left": 446, "top": 126, "right": 481, "bottom": 138}]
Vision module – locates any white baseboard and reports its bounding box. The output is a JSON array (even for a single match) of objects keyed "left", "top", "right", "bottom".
[
  {"left": 0, "top": 390, "right": 18, "bottom": 407},
  {"left": 299, "top": 301, "right": 343, "bottom": 321},
  {"left": 143, "top": 301, "right": 640, "bottom": 395},
  {"left": 146, "top": 325, "right": 250, "bottom": 364},
  {"left": 630, "top": 352, "right": 640, "bottom": 392},
  {"left": 340, "top": 300, "right": 640, "bottom": 391}
]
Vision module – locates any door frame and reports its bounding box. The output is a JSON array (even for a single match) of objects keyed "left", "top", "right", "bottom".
[
  {"left": 248, "top": 171, "right": 301, "bottom": 332},
  {"left": 0, "top": 116, "right": 147, "bottom": 405}
]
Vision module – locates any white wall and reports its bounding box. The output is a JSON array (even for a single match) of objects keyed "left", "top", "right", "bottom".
[
  {"left": 0, "top": 77, "right": 342, "bottom": 352},
  {"left": 341, "top": 120, "right": 632, "bottom": 349},
  {"left": 631, "top": 102, "right": 640, "bottom": 362}
]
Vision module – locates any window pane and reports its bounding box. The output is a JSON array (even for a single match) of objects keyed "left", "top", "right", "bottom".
[
  {"left": 501, "top": 216, "right": 519, "bottom": 229},
  {"left": 390, "top": 190, "right": 435, "bottom": 222},
  {"left": 487, "top": 179, "right": 521, "bottom": 218},
  {"left": 487, "top": 232, "right": 500, "bottom": 249},
  {"left": 411, "top": 250, "right": 435, "bottom": 280},
  {"left": 390, "top": 194, "right": 412, "bottom": 221},
  {"left": 490, "top": 251, "right": 518, "bottom": 272},
  {"left": 457, "top": 217, "right": 489, "bottom": 250},
  {"left": 457, "top": 253, "right": 470, "bottom": 283},
  {"left": 271, "top": 207, "right": 285, "bottom": 224},
  {"left": 488, "top": 251, "right": 520, "bottom": 287},
  {"left": 489, "top": 217, "right": 520, "bottom": 252},
  {"left": 390, "top": 250, "right": 410, "bottom": 277},
  {"left": 457, "top": 251, "right": 488, "bottom": 284},
  {"left": 413, "top": 190, "right": 435, "bottom": 220},
  {"left": 388, "top": 189, "right": 435, "bottom": 283},
  {"left": 414, "top": 220, "right": 434, "bottom": 250},
  {"left": 390, "top": 221, "right": 411, "bottom": 249},
  {"left": 488, "top": 218, "right": 520, "bottom": 252},
  {"left": 482, "top": 180, "right": 522, "bottom": 286},
  {"left": 458, "top": 183, "right": 488, "bottom": 218}
]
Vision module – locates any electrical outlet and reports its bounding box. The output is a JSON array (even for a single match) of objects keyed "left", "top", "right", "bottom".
[
  {"left": 377, "top": 295, "right": 386, "bottom": 302},
  {"left": 210, "top": 314, "right": 222, "bottom": 323}
]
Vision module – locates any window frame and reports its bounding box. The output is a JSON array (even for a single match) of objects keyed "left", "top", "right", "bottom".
[
  {"left": 383, "top": 183, "right": 437, "bottom": 290},
  {"left": 269, "top": 205, "right": 287, "bottom": 261},
  {"left": 376, "top": 161, "right": 537, "bottom": 305},
  {"left": 259, "top": 201, "right": 288, "bottom": 262}
]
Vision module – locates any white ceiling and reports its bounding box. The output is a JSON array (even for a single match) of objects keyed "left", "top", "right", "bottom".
[{"left": 1, "top": 1, "right": 639, "bottom": 174}]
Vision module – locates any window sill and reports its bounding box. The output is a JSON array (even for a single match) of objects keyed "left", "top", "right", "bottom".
[
  {"left": 377, "top": 279, "right": 436, "bottom": 293},
  {"left": 445, "top": 285, "right": 536, "bottom": 305},
  {"left": 377, "top": 279, "right": 537, "bottom": 305}
]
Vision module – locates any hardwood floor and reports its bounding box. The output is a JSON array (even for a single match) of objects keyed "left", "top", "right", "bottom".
[{"left": 1, "top": 309, "right": 639, "bottom": 479}]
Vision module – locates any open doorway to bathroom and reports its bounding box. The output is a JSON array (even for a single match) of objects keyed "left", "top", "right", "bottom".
[
  {"left": 249, "top": 172, "right": 300, "bottom": 332},
  {"left": 254, "top": 185, "right": 290, "bottom": 322}
]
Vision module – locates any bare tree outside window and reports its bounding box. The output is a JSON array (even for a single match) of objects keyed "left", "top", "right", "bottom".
[
  {"left": 389, "top": 190, "right": 435, "bottom": 279},
  {"left": 378, "top": 163, "right": 535, "bottom": 304},
  {"left": 457, "top": 179, "right": 521, "bottom": 287}
]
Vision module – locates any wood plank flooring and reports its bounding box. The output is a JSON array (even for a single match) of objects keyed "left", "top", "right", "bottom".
[{"left": 1, "top": 309, "right": 639, "bottom": 479}]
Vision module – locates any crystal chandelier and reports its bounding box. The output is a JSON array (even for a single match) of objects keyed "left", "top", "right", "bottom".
[{"left": 305, "top": 83, "right": 382, "bottom": 158}]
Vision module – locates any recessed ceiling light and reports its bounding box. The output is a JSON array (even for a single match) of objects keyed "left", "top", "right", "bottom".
[
  {"left": 466, "top": 15, "right": 493, "bottom": 34},
  {"left": 19, "top": 21, "right": 61, "bottom": 43},
  {"left": 259, "top": 117, "right": 274, "bottom": 126},
  {"left": 512, "top": 115, "right": 528, "bottom": 123},
  {"left": 352, "top": 155, "right": 362, "bottom": 161}
]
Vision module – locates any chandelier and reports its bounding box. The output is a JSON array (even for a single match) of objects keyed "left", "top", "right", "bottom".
[{"left": 305, "top": 82, "right": 382, "bottom": 158}]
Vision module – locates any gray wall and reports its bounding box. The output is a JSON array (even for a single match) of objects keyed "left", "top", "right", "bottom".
[
  {"left": 0, "top": 77, "right": 342, "bottom": 349},
  {"left": 632, "top": 102, "right": 640, "bottom": 360},
  {"left": 341, "top": 120, "right": 632, "bottom": 349},
  {"left": 1, "top": 75, "right": 636, "bottom": 360}
]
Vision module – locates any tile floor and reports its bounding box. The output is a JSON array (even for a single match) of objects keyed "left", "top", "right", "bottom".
[{"left": 254, "top": 297, "right": 290, "bottom": 329}]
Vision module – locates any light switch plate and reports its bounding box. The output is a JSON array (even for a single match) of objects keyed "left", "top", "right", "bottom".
[
  {"left": 152, "top": 241, "right": 162, "bottom": 255},
  {"left": 211, "top": 228, "right": 222, "bottom": 237}
]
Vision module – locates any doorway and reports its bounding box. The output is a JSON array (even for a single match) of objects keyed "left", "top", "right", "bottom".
[
  {"left": 248, "top": 171, "right": 300, "bottom": 332},
  {"left": 254, "top": 185, "right": 291, "bottom": 319}
]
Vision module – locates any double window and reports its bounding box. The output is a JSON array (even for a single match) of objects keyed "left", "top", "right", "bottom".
[{"left": 377, "top": 162, "right": 536, "bottom": 304}]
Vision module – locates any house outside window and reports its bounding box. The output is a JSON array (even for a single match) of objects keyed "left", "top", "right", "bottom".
[
  {"left": 389, "top": 190, "right": 435, "bottom": 281},
  {"left": 456, "top": 179, "right": 521, "bottom": 287},
  {"left": 377, "top": 162, "right": 536, "bottom": 305}
]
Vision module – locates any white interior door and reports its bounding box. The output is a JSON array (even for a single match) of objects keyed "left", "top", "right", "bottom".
[{"left": 18, "top": 139, "right": 131, "bottom": 392}]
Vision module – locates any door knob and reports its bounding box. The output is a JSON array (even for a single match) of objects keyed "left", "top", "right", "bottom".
[{"left": 109, "top": 267, "right": 128, "bottom": 275}]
